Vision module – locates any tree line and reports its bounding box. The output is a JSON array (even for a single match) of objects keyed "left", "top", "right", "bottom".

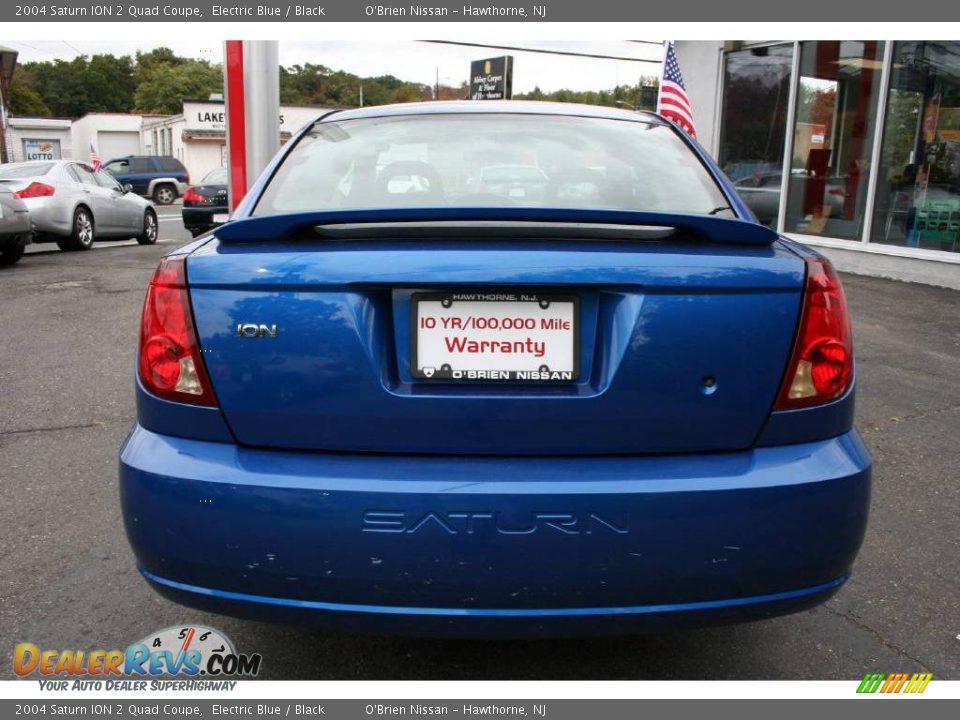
[{"left": 8, "top": 47, "right": 659, "bottom": 118}]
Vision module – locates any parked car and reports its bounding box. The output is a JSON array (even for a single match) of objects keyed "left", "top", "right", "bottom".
[
  {"left": 469, "top": 164, "right": 550, "bottom": 204},
  {"left": 0, "top": 185, "right": 32, "bottom": 266},
  {"left": 102, "top": 155, "right": 188, "bottom": 205},
  {"left": 734, "top": 169, "right": 848, "bottom": 226},
  {"left": 181, "top": 167, "right": 228, "bottom": 237},
  {"left": 120, "top": 102, "right": 870, "bottom": 636},
  {"left": 0, "top": 160, "right": 158, "bottom": 251}
]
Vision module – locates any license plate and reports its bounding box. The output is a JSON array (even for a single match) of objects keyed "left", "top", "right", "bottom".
[
  {"left": 212, "top": 213, "right": 230, "bottom": 223},
  {"left": 412, "top": 292, "right": 579, "bottom": 383}
]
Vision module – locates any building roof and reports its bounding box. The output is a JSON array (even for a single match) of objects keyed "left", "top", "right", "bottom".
[{"left": 8, "top": 116, "right": 73, "bottom": 129}]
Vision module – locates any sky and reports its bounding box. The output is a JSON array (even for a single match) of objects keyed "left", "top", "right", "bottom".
[{"left": 1, "top": 40, "right": 665, "bottom": 94}]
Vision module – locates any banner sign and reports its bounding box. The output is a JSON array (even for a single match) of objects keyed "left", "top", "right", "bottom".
[
  {"left": 5, "top": 0, "right": 945, "bottom": 22},
  {"left": 22, "top": 139, "right": 61, "bottom": 161}
]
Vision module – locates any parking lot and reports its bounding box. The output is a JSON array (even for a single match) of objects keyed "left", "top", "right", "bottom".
[{"left": 1, "top": 206, "right": 958, "bottom": 680}]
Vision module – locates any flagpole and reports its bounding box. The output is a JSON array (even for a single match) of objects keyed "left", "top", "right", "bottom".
[{"left": 656, "top": 40, "right": 670, "bottom": 117}]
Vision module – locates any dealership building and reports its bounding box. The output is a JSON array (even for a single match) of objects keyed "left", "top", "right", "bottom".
[{"left": 676, "top": 40, "right": 960, "bottom": 288}]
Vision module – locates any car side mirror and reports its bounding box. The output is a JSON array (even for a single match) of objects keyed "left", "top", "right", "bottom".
[{"left": 122, "top": 184, "right": 133, "bottom": 193}]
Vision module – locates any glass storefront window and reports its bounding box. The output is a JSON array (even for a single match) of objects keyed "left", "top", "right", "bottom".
[
  {"left": 784, "top": 41, "right": 884, "bottom": 240},
  {"left": 717, "top": 44, "right": 794, "bottom": 228},
  {"left": 871, "top": 42, "right": 960, "bottom": 253}
]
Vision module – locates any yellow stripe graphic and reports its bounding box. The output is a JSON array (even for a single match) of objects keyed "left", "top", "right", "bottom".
[{"left": 905, "top": 673, "right": 933, "bottom": 693}]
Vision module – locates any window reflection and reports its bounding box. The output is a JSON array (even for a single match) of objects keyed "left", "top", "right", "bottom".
[
  {"left": 872, "top": 42, "right": 960, "bottom": 253},
  {"left": 784, "top": 41, "right": 884, "bottom": 240},
  {"left": 718, "top": 44, "right": 794, "bottom": 228}
]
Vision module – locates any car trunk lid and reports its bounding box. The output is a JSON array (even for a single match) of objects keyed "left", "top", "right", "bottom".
[{"left": 185, "top": 213, "right": 804, "bottom": 455}]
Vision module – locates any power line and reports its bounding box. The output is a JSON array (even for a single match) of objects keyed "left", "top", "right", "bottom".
[
  {"left": 421, "top": 40, "right": 663, "bottom": 63},
  {"left": 7, "top": 42, "right": 60, "bottom": 60}
]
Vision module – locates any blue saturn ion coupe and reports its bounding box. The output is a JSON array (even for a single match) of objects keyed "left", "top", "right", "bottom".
[{"left": 119, "top": 101, "right": 871, "bottom": 636}]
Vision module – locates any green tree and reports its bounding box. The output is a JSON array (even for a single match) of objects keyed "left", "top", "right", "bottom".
[
  {"left": 133, "top": 59, "right": 222, "bottom": 114},
  {"left": 279, "top": 63, "right": 429, "bottom": 107},
  {"left": 10, "top": 54, "right": 135, "bottom": 117},
  {"left": 27, "top": 58, "right": 91, "bottom": 116},
  {"left": 8, "top": 82, "right": 50, "bottom": 116},
  {"left": 514, "top": 78, "right": 659, "bottom": 109},
  {"left": 84, "top": 54, "right": 136, "bottom": 112},
  {"left": 7, "top": 65, "right": 51, "bottom": 116}
]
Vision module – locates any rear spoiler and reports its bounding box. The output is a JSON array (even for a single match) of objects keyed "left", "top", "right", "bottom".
[{"left": 213, "top": 207, "right": 780, "bottom": 246}]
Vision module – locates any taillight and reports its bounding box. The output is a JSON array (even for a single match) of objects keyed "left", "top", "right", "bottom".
[
  {"left": 183, "top": 187, "right": 204, "bottom": 204},
  {"left": 138, "top": 256, "right": 218, "bottom": 407},
  {"left": 14, "top": 182, "right": 55, "bottom": 199},
  {"left": 775, "top": 257, "right": 853, "bottom": 410}
]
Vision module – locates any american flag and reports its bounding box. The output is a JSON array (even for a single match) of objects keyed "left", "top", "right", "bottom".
[
  {"left": 657, "top": 42, "right": 697, "bottom": 138},
  {"left": 89, "top": 143, "right": 102, "bottom": 172}
]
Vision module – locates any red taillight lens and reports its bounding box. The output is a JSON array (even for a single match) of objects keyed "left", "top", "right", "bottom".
[
  {"left": 183, "top": 187, "right": 204, "bottom": 203},
  {"left": 775, "top": 257, "right": 853, "bottom": 410},
  {"left": 14, "top": 182, "right": 55, "bottom": 199},
  {"left": 138, "top": 256, "right": 218, "bottom": 407}
]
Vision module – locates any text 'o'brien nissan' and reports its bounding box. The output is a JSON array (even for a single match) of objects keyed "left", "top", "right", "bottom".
[{"left": 120, "top": 101, "right": 871, "bottom": 636}]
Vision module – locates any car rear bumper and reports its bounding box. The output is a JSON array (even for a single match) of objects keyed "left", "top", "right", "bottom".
[
  {"left": 21, "top": 197, "right": 72, "bottom": 237},
  {"left": 1, "top": 209, "right": 33, "bottom": 247},
  {"left": 181, "top": 206, "right": 227, "bottom": 229},
  {"left": 119, "top": 426, "right": 871, "bottom": 636}
]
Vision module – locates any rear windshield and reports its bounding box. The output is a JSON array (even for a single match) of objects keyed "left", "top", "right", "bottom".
[
  {"left": 202, "top": 168, "right": 228, "bottom": 185},
  {"left": 253, "top": 114, "right": 731, "bottom": 216},
  {"left": 158, "top": 157, "right": 185, "bottom": 172},
  {"left": 0, "top": 162, "right": 54, "bottom": 179}
]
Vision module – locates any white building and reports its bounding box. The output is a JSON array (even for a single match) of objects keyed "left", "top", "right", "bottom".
[
  {"left": 4, "top": 117, "right": 72, "bottom": 162},
  {"left": 71, "top": 113, "right": 152, "bottom": 165},
  {"left": 142, "top": 99, "right": 332, "bottom": 184}
]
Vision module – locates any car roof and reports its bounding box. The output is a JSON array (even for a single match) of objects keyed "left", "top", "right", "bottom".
[
  {"left": 313, "top": 100, "right": 667, "bottom": 125},
  {"left": 6, "top": 159, "right": 75, "bottom": 166}
]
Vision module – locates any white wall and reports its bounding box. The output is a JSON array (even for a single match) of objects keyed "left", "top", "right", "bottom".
[
  {"left": 673, "top": 41, "right": 724, "bottom": 159},
  {"left": 97, "top": 130, "right": 140, "bottom": 160},
  {"left": 281, "top": 105, "right": 331, "bottom": 136},
  {"left": 184, "top": 142, "right": 225, "bottom": 184},
  {"left": 802, "top": 240, "right": 960, "bottom": 290},
  {"left": 71, "top": 113, "right": 145, "bottom": 163}
]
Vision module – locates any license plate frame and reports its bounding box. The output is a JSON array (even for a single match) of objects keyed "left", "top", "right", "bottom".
[{"left": 411, "top": 291, "right": 580, "bottom": 384}]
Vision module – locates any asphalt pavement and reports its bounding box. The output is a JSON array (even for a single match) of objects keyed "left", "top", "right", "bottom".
[{"left": 1, "top": 207, "right": 958, "bottom": 679}]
